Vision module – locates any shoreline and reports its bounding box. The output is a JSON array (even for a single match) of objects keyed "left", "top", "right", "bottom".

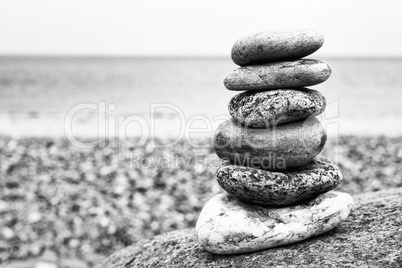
[{"left": 1, "top": 112, "right": 402, "bottom": 139}]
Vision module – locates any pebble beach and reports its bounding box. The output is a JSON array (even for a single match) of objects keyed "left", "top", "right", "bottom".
[{"left": 0, "top": 135, "right": 402, "bottom": 266}]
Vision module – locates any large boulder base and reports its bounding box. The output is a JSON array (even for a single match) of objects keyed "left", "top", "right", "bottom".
[{"left": 102, "top": 188, "right": 402, "bottom": 268}]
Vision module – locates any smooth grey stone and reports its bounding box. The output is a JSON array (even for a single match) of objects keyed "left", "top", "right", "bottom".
[
  {"left": 228, "top": 88, "right": 326, "bottom": 128},
  {"left": 99, "top": 188, "right": 402, "bottom": 267},
  {"left": 195, "top": 191, "right": 353, "bottom": 254},
  {"left": 224, "top": 59, "right": 331, "bottom": 91},
  {"left": 216, "top": 155, "right": 342, "bottom": 206},
  {"left": 213, "top": 117, "right": 326, "bottom": 170},
  {"left": 231, "top": 29, "right": 324, "bottom": 66}
]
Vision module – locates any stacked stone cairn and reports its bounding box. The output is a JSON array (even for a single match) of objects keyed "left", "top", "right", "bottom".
[{"left": 195, "top": 29, "right": 354, "bottom": 254}]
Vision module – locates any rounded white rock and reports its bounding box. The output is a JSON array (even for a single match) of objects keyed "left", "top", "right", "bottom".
[{"left": 195, "top": 191, "right": 354, "bottom": 254}]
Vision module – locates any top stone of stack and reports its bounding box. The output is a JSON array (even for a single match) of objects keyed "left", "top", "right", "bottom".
[{"left": 231, "top": 29, "right": 324, "bottom": 66}]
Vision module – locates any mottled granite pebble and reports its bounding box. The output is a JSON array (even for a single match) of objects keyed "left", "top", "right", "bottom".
[
  {"left": 231, "top": 29, "right": 324, "bottom": 66},
  {"left": 102, "top": 188, "right": 402, "bottom": 268},
  {"left": 224, "top": 59, "right": 331, "bottom": 91},
  {"left": 228, "top": 88, "right": 326, "bottom": 128},
  {"left": 195, "top": 191, "right": 353, "bottom": 254},
  {"left": 213, "top": 117, "right": 326, "bottom": 170},
  {"left": 216, "top": 155, "right": 342, "bottom": 206}
]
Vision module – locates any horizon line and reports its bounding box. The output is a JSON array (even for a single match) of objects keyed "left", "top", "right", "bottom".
[{"left": 1, "top": 54, "right": 402, "bottom": 60}]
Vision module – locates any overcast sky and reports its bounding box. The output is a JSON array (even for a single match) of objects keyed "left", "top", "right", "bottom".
[{"left": 1, "top": 0, "right": 402, "bottom": 57}]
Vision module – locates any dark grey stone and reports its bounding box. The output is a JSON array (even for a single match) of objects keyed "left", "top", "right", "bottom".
[
  {"left": 231, "top": 29, "right": 324, "bottom": 66},
  {"left": 224, "top": 59, "right": 331, "bottom": 91},
  {"left": 216, "top": 155, "right": 342, "bottom": 206},
  {"left": 228, "top": 88, "right": 326, "bottom": 128},
  {"left": 213, "top": 118, "right": 326, "bottom": 170}
]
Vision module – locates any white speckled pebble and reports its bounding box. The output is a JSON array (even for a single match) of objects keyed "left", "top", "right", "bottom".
[{"left": 196, "top": 191, "right": 354, "bottom": 254}]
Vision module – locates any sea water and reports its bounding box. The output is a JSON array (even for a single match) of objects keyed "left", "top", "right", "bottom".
[{"left": 0, "top": 56, "right": 401, "bottom": 137}]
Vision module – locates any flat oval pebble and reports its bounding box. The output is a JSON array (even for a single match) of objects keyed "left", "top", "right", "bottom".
[
  {"left": 231, "top": 29, "right": 324, "bottom": 66},
  {"left": 213, "top": 117, "right": 326, "bottom": 170},
  {"left": 216, "top": 155, "right": 342, "bottom": 206},
  {"left": 196, "top": 191, "right": 354, "bottom": 254},
  {"left": 228, "top": 88, "right": 326, "bottom": 128},
  {"left": 224, "top": 59, "right": 331, "bottom": 91}
]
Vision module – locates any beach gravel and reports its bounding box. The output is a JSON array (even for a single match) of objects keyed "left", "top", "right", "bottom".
[{"left": 1, "top": 135, "right": 402, "bottom": 265}]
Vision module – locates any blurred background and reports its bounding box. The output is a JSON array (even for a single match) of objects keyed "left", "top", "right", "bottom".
[{"left": 0, "top": 0, "right": 402, "bottom": 267}]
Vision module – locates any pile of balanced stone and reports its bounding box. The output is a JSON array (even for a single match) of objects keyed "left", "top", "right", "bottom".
[{"left": 195, "top": 29, "right": 354, "bottom": 254}]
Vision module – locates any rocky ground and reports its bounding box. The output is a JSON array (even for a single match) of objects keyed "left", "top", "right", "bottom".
[
  {"left": 103, "top": 187, "right": 402, "bottom": 268},
  {"left": 0, "top": 135, "right": 401, "bottom": 267}
]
